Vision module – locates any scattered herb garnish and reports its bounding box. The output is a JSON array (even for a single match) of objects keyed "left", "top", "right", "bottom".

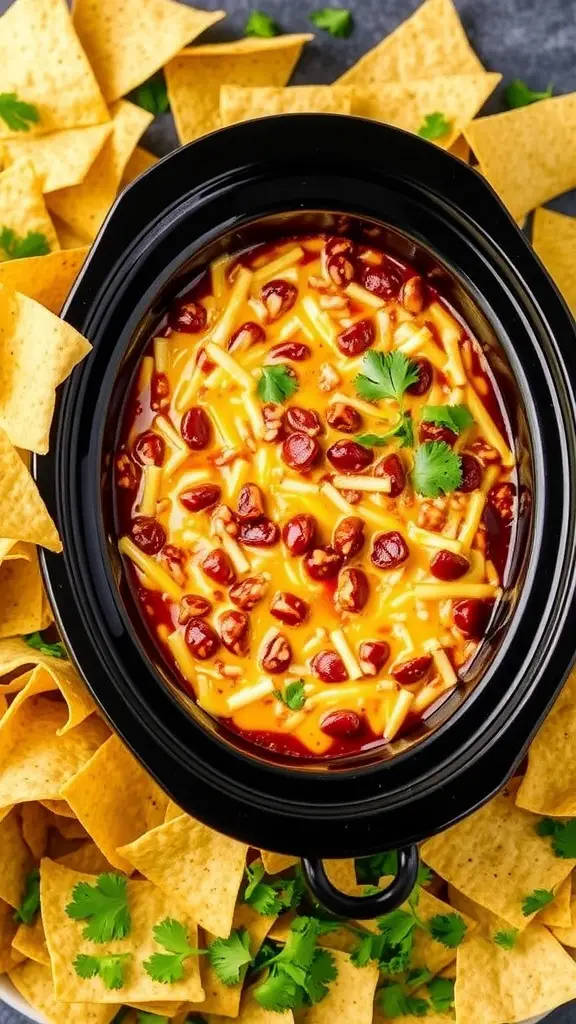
[
  {"left": 14, "top": 868, "right": 40, "bottom": 926},
  {"left": 428, "top": 976, "right": 455, "bottom": 1012},
  {"left": 405, "top": 967, "right": 433, "bottom": 992},
  {"left": 420, "top": 404, "right": 474, "bottom": 435},
  {"left": 143, "top": 917, "right": 205, "bottom": 984},
  {"left": 65, "top": 873, "right": 131, "bottom": 942},
  {"left": 412, "top": 441, "right": 462, "bottom": 497},
  {"left": 417, "top": 112, "right": 451, "bottom": 140},
  {"left": 244, "top": 10, "right": 280, "bottom": 37},
  {"left": 0, "top": 227, "right": 50, "bottom": 261},
  {"left": 354, "top": 350, "right": 419, "bottom": 404},
  {"left": 253, "top": 916, "right": 337, "bottom": 1012},
  {"left": 24, "top": 631, "right": 67, "bottom": 659},
  {"left": 136, "top": 1013, "right": 170, "bottom": 1024},
  {"left": 378, "top": 982, "right": 429, "bottom": 1017},
  {"left": 207, "top": 927, "right": 253, "bottom": 986},
  {"left": 505, "top": 79, "right": 553, "bottom": 109},
  {"left": 309, "top": 8, "right": 353, "bottom": 37},
  {"left": 243, "top": 860, "right": 305, "bottom": 916},
  {"left": 522, "top": 888, "right": 555, "bottom": 916},
  {"left": 256, "top": 363, "right": 299, "bottom": 403},
  {"left": 274, "top": 679, "right": 306, "bottom": 711},
  {"left": 493, "top": 928, "right": 518, "bottom": 950},
  {"left": 537, "top": 817, "right": 576, "bottom": 858},
  {"left": 0, "top": 93, "right": 39, "bottom": 132},
  {"left": 356, "top": 412, "right": 414, "bottom": 449},
  {"left": 428, "top": 913, "right": 468, "bottom": 948},
  {"left": 132, "top": 73, "right": 169, "bottom": 116},
  {"left": 73, "top": 952, "right": 131, "bottom": 991},
  {"left": 356, "top": 851, "right": 400, "bottom": 884}
]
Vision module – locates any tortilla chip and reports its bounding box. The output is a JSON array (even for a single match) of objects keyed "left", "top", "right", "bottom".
[
  {"left": 0, "top": 539, "right": 30, "bottom": 564},
  {"left": 9, "top": 960, "right": 120, "bottom": 1024},
  {"left": 21, "top": 801, "right": 51, "bottom": 859},
  {"left": 0, "top": 547, "right": 44, "bottom": 638},
  {"left": 0, "top": 287, "right": 91, "bottom": 454},
  {"left": 0, "top": 430, "right": 61, "bottom": 548},
  {"left": 165, "top": 35, "right": 313, "bottom": 143},
  {"left": 0, "top": 807, "right": 33, "bottom": 907},
  {"left": 0, "top": 246, "right": 87, "bottom": 315},
  {"left": 1, "top": 122, "right": 112, "bottom": 193},
  {"left": 306, "top": 949, "right": 378, "bottom": 1024},
  {"left": 56, "top": 840, "right": 116, "bottom": 875},
  {"left": 47, "top": 100, "right": 153, "bottom": 241},
  {"left": 517, "top": 667, "right": 576, "bottom": 816},
  {"left": 48, "top": 815, "right": 87, "bottom": 842},
  {"left": 121, "top": 146, "right": 159, "bottom": 187},
  {"left": 0, "top": 160, "right": 59, "bottom": 252},
  {"left": 220, "top": 85, "right": 353, "bottom": 126},
  {"left": 12, "top": 913, "right": 50, "bottom": 966},
  {"left": 350, "top": 73, "right": 501, "bottom": 150},
  {"left": 41, "top": 859, "right": 204, "bottom": 1003},
  {"left": 119, "top": 812, "right": 248, "bottom": 936},
  {"left": 422, "top": 783, "right": 576, "bottom": 928},
  {"left": 455, "top": 923, "right": 576, "bottom": 1024},
  {"left": 538, "top": 876, "right": 573, "bottom": 929},
  {"left": 237, "top": 985, "right": 294, "bottom": 1024},
  {"left": 39, "top": 799, "right": 77, "bottom": 817},
  {"left": 60, "top": 733, "right": 168, "bottom": 873},
  {"left": 451, "top": 872, "right": 575, "bottom": 932},
  {"left": 73, "top": 0, "right": 224, "bottom": 103},
  {"left": 464, "top": 92, "right": 576, "bottom": 221},
  {"left": 338, "top": 0, "right": 483, "bottom": 89},
  {"left": 53, "top": 215, "right": 88, "bottom": 251},
  {"left": 0, "top": 898, "right": 19, "bottom": 972},
  {"left": 0, "top": 638, "right": 97, "bottom": 732},
  {"left": 450, "top": 134, "right": 471, "bottom": 161},
  {"left": 260, "top": 850, "right": 298, "bottom": 874},
  {"left": 532, "top": 208, "right": 576, "bottom": 316}
]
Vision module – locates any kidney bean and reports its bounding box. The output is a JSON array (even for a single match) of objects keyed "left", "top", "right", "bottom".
[
  {"left": 337, "top": 318, "right": 375, "bottom": 357},
  {"left": 453, "top": 599, "right": 491, "bottom": 638},
  {"left": 262, "top": 403, "right": 285, "bottom": 443},
  {"left": 326, "top": 402, "right": 362, "bottom": 433},
  {"left": 229, "top": 321, "right": 265, "bottom": 353},
  {"left": 283, "top": 513, "right": 317, "bottom": 556},
  {"left": 488, "top": 482, "right": 516, "bottom": 525},
  {"left": 430, "top": 549, "right": 470, "bottom": 581},
  {"left": 269, "top": 591, "right": 309, "bottom": 626},
  {"left": 131, "top": 516, "right": 166, "bottom": 555},
  {"left": 116, "top": 450, "right": 139, "bottom": 490},
  {"left": 401, "top": 275, "right": 427, "bottom": 314},
  {"left": 311, "top": 650, "right": 348, "bottom": 683},
  {"left": 325, "top": 236, "right": 356, "bottom": 261},
  {"left": 283, "top": 406, "right": 322, "bottom": 438},
  {"left": 178, "top": 594, "right": 212, "bottom": 623},
  {"left": 181, "top": 406, "right": 212, "bottom": 449},
  {"left": 335, "top": 567, "right": 369, "bottom": 613},
  {"left": 419, "top": 421, "right": 457, "bottom": 446},
  {"left": 327, "top": 439, "right": 373, "bottom": 473},
  {"left": 151, "top": 371, "right": 170, "bottom": 412},
  {"left": 260, "top": 632, "right": 292, "bottom": 674},
  {"left": 185, "top": 618, "right": 220, "bottom": 659},
  {"left": 371, "top": 531, "right": 410, "bottom": 570},
  {"left": 168, "top": 299, "right": 207, "bottom": 333},
  {"left": 281, "top": 432, "right": 320, "bottom": 473},
  {"left": 229, "top": 574, "right": 269, "bottom": 610},
  {"left": 218, "top": 610, "right": 250, "bottom": 655},
  {"left": 320, "top": 709, "right": 362, "bottom": 739},
  {"left": 457, "top": 454, "right": 483, "bottom": 493},
  {"left": 133, "top": 431, "right": 165, "bottom": 467},
  {"left": 392, "top": 655, "right": 433, "bottom": 685},
  {"left": 180, "top": 483, "right": 221, "bottom": 512},
  {"left": 304, "top": 545, "right": 343, "bottom": 581},
  {"left": 374, "top": 453, "right": 406, "bottom": 497},
  {"left": 237, "top": 483, "right": 265, "bottom": 521},
  {"left": 238, "top": 516, "right": 280, "bottom": 547},
  {"left": 406, "top": 357, "right": 433, "bottom": 396},
  {"left": 160, "top": 544, "right": 187, "bottom": 586},
  {"left": 359, "top": 640, "right": 391, "bottom": 675},
  {"left": 201, "top": 548, "right": 235, "bottom": 585},
  {"left": 268, "top": 340, "right": 311, "bottom": 362},
  {"left": 327, "top": 252, "right": 355, "bottom": 287},
  {"left": 333, "top": 516, "right": 365, "bottom": 559},
  {"left": 261, "top": 279, "right": 298, "bottom": 321},
  {"left": 360, "top": 263, "right": 402, "bottom": 300}
]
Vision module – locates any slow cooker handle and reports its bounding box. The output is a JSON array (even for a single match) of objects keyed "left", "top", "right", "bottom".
[{"left": 301, "top": 845, "right": 420, "bottom": 920}]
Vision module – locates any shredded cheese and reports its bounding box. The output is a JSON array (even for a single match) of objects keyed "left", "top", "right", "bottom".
[
  {"left": 332, "top": 474, "right": 391, "bottom": 493},
  {"left": 344, "top": 281, "right": 385, "bottom": 309},
  {"left": 329, "top": 391, "right": 394, "bottom": 421},
  {"left": 414, "top": 582, "right": 500, "bottom": 600},
  {"left": 153, "top": 337, "right": 169, "bottom": 374},
  {"left": 330, "top": 629, "right": 363, "bottom": 680},
  {"left": 466, "top": 384, "right": 515, "bottom": 467},
  {"left": 385, "top": 689, "right": 415, "bottom": 741},
  {"left": 252, "top": 247, "right": 304, "bottom": 284},
  {"left": 138, "top": 355, "right": 154, "bottom": 390},
  {"left": 205, "top": 340, "right": 254, "bottom": 390},
  {"left": 119, "top": 536, "right": 183, "bottom": 602},
  {"left": 227, "top": 678, "right": 275, "bottom": 711},
  {"left": 301, "top": 295, "right": 338, "bottom": 347},
  {"left": 138, "top": 466, "right": 162, "bottom": 517},
  {"left": 407, "top": 520, "right": 463, "bottom": 554},
  {"left": 211, "top": 266, "right": 254, "bottom": 347}
]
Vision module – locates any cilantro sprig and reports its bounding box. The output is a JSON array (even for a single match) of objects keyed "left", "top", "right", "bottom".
[
  {"left": 274, "top": 679, "right": 306, "bottom": 711},
  {"left": 14, "top": 868, "right": 40, "bottom": 926},
  {"left": 143, "top": 917, "right": 205, "bottom": 984},
  {"left": 417, "top": 112, "right": 452, "bottom": 140},
  {"left": 136, "top": 1014, "right": 170, "bottom": 1024},
  {"left": 412, "top": 440, "right": 462, "bottom": 497},
  {"left": 0, "top": 227, "right": 50, "bottom": 260},
  {"left": 493, "top": 928, "right": 518, "bottom": 950},
  {"left": 25, "top": 631, "right": 67, "bottom": 659},
  {"left": 0, "top": 93, "right": 39, "bottom": 132},
  {"left": 257, "top": 364, "right": 299, "bottom": 404},
  {"left": 420, "top": 404, "right": 473, "bottom": 435},
  {"left": 207, "top": 927, "right": 253, "bottom": 986},
  {"left": 65, "top": 873, "right": 131, "bottom": 943},
  {"left": 243, "top": 860, "right": 305, "bottom": 916},
  {"left": 357, "top": 413, "right": 414, "bottom": 450},
  {"left": 428, "top": 913, "right": 467, "bottom": 948},
  {"left": 253, "top": 916, "right": 337, "bottom": 1013},
  {"left": 73, "top": 952, "right": 131, "bottom": 990},
  {"left": 505, "top": 79, "right": 553, "bottom": 109},
  {"left": 537, "top": 817, "right": 576, "bottom": 858},
  {"left": 522, "top": 888, "right": 555, "bottom": 916},
  {"left": 132, "top": 73, "right": 169, "bottom": 116},
  {"left": 428, "top": 976, "right": 455, "bottom": 1012},
  {"left": 245, "top": 10, "right": 280, "bottom": 36},
  {"left": 354, "top": 350, "right": 419, "bottom": 404},
  {"left": 378, "top": 982, "right": 429, "bottom": 1018},
  {"left": 309, "top": 8, "right": 353, "bottom": 37}
]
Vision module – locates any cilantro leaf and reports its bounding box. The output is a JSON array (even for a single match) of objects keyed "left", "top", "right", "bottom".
[
  {"left": 428, "top": 913, "right": 467, "bottom": 948},
  {"left": 537, "top": 818, "right": 576, "bottom": 858},
  {"left": 143, "top": 917, "right": 204, "bottom": 984},
  {"left": 349, "top": 932, "right": 379, "bottom": 967},
  {"left": 406, "top": 967, "right": 433, "bottom": 992},
  {"left": 207, "top": 928, "right": 252, "bottom": 986},
  {"left": 378, "top": 910, "right": 416, "bottom": 946},
  {"left": 254, "top": 917, "right": 337, "bottom": 1012},
  {"left": 377, "top": 911, "right": 416, "bottom": 975},
  {"left": 493, "top": 928, "right": 518, "bottom": 950},
  {"left": 522, "top": 888, "right": 555, "bottom": 916},
  {"left": 378, "top": 983, "right": 429, "bottom": 1017},
  {"left": 132, "top": 73, "right": 169, "bottom": 116},
  {"left": 417, "top": 864, "right": 433, "bottom": 887},
  {"left": 309, "top": 8, "right": 353, "bottom": 37},
  {"left": 505, "top": 79, "right": 553, "bottom": 109},
  {"left": 357, "top": 412, "right": 414, "bottom": 450},
  {"left": 417, "top": 112, "right": 451, "bottom": 140},
  {"left": 136, "top": 1014, "right": 170, "bottom": 1024},
  {"left": 73, "top": 953, "right": 130, "bottom": 991},
  {"left": 257, "top": 364, "right": 299, "bottom": 403},
  {"left": 354, "top": 350, "right": 419, "bottom": 404},
  {"left": 536, "top": 818, "right": 556, "bottom": 837},
  {"left": 428, "top": 976, "right": 454, "bottom": 1012},
  {"left": 356, "top": 851, "right": 398, "bottom": 883},
  {"left": 14, "top": 868, "right": 40, "bottom": 926},
  {"left": 0, "top": 93, "right": 39, "bottom": 132},
  {"left": 243, "top": 860, "right": 305, "bottom": 916},
  {"left": 65, "top": 873, "right": 131, "bottom": 943},
  {"left": 0, "top": 227, "right": 50, "bottom": 261},
  {"left": 24, "top": 631, "right": 67, "bottom": 659},
  {"left": 420, "top": 404, "right": 473, "bottom": 435},
  {"left": 302, "top": 947, "right": 337, "bottom": 1003},
  {"left": 245, "top": 10, "right": 280, "bottom": 36},
  {"left": 412, "top": 441, "right": 462, "bottom": 497},
  {"left": 274, "top": 680, "right": 306, "bottom": 711}
]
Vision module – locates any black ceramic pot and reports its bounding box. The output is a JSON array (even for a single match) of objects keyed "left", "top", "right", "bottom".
[{"left": 35, "top": 115, "right": 576, "bottom": 919}]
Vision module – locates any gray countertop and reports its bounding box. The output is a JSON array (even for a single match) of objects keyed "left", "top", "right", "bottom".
[{"left": 0, "top": 0, "right": 574, "bottom": 1021}]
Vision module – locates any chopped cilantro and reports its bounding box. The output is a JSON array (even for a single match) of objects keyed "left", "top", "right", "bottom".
[
  {"left": 253, "top": 916, "right": 337, "bottom": 1013},
  {"left": 349, "top": 932, "right": 379, "bottom": 968},
  {"left": 428, "top": 976, "right": 455, "bottom": 1012},
  {"left": 143, "top": 917, "right": 205, "bottom": 984},
  {"left": 428, "top": 913, "right": 467, "bottom": 948},
  {"left": 132, "top": 73, "right": 169, "bottom": 116},
  {"left": 245, "top": 10, "right": 280, "bottom": 37},
  {"left": 522, "top": 888, "right": 555, "bottom": 916},
  {"left": 378, "top": 982, "right": 429, "bottom": 1017},
  {"left": 73, "top": 952, "right": 131, "bottom": 991},
  {"left": 357, "top": 412, "right": 414, "bottom": 450},
  {"left": 420, "top": 404, "right": 474, "bottom": 435},
  {"left": 243, "top": 860, "right": 302, "bottom": 916},
  {"left": 136, "top": 1014, "right": 170, "bottom": 1024},
  {"left": 257, "top": 363, "right": 299, "bottom": 403},
  {"left": 412, "top": 441, "right": 462, "bottom": 497},
  {"left": 406, "top": 967, "right": 433, "bottom": 992},
  {"left": 0, "top": 93, "right": 39, "bottom": 132},
  {"left": 417, "top": 112, "right": 451, "bottom": 140},
  {"left": 24, "top": 631, "right": 67, "bottom": 659},
  {"left": 14, "top": 868, "right": 40, "bottom": 926},
  {"left": 0, "top": 227, "right": 50, "bottom": 261},
  {"left": 65, "top": 873, "right": 131, "bottom": 943},
  {"left": 378, "top": 909, "right": 416, "bottom": 947},
  {"left": 505, "top": 79, "right": 553, "bottom": 109},
  {"left": 248, "top": 939, "right": 282, "bottom": 979},
  {"left": 309, "top": 8, "right": 353, "bottom": 37},
  {"left": 207, "top": 927, "right": 252, "bottom": 986},
  {"left": 537, "top": 817, "right": 576, "bottom": 858},
  {"left": 274, "top": 679, "right": 306, "bottom": 711},
  {"left": 354, "top": 350, "right": 419, "bottom": 404},
  {"left": 356, "top": 851, "right": 399, "bottom": 884},
  {"left": 493, "top": 928, "right": 518, "bottom": 950}
]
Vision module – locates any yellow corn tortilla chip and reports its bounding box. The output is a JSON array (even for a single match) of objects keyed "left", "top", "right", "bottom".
[
  {"left": 56, "top": 840, "right": 116, "bottom": 875},
  {"left": 39, "top": 799, "right": 77, "bottom": 817},
  {"left": 0, "top": 547, "right": 44, "bottom": 638},
  {"left": 165, "top": 35, "right": 313, "bottom": 143},
  {"left": 517, "top": 667, "right": 576, "bottom": 816},
  {"left": 306, "top": 949, "right": 378, "bottom": 1024},
  {"left": 532, "top": 208, "right": 576, "bottom": 316},
  {"left": 422, "top": 783, "right": 576, "bottom": 929},
  {"left": 455, "top": 923, "right": 576, "bottom": 1024},
  {"left": 121, "top": 146, "right": 159, "bottom": 187},
  {"left": 220, "top": 85, "right": 354, "bottom": 126},
  {"left": 21, "top": 801, "right": 51, "bottom": 859},
  {"left": 73, "top": 0, "right": 225, "bottom": 103},
  {"left": 48, "top": 814, "right": 87, "bottom": 841},
  {"left": 0, "top": 637, "right": 97, "bottom": 733},
  {"left": 464, "top": 92, "right": 576, "bottom": 221},
  {"left": 9, "top": 960, "right": 120, "bottom": 1024},
  {"left": 0, "top": 287, "right": 91, "bottom": 455},
  {"left": 0, "top": 898, "right": 19, "bottom": 972},
  {"left": 0, "top": 807, "right": 33, "bottom": 907},
  {"left": 60, "top": 733, "right": 168, "bottom": 872},
  {"left": 0, "top": 160, "right": 59, "bottom": 253},
  {"left": 452, "top": 874, "right": 574, "bottom": 933},
  {"left": 0, "top": 0, "right": 109, "bottom": 139},
  {"left": 538, "top": 876, "right": 573, "bottom": 929},
  {"left": 338, "top": 0, "right": 483, "bottom": 89},
  {"left": 260, "top": 850, "right": 298, "bottom": 874},
  {"left": 0, "top": 247, "right": 87, "bottom": 315},
  {"left": 41, "top": 859, "right": 205, "bottom": 1003},
  {"left": 350, "top": 73, "right": 501, "bottom": 150},
  {"left": 0, "top": 539, "right": 30, "bottom": 564},
  {"left": 47, "top": 100, "right": 153, "bottom": 242},
  {"left": 237, "top": 985, "right": 294, "bottom": 1024},
  {"left": 119, "top": 812, "right": 248, "bottom": 936},
  {"left": 449, "top": 134, "right": 471, "bottom": 161},
  {"left": 1, "top": 122, "right": 112, "bottom": 194},
  {"left": 53, "top": 215, "right": 87, "bottom": 251},
  {"left": 550, "top": 898, "right": 576, "bottom": 947},
  {"left": 12, "top": 913, "right": 50, "bottom": 967},
  {"left": 0, "top": 430, "right": 61, "bottom": 549}
]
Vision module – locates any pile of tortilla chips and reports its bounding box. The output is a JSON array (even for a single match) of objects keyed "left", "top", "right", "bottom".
[{"left": 0, "top": 0, "right": 575, "bottom": 1022}]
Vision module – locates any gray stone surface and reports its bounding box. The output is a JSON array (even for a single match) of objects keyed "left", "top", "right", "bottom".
[{"left": 0, "top": 0, "right": 575, "bottom": 1021}]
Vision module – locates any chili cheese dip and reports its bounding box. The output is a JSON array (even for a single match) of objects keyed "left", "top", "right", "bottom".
[{"left": 114, "top": 233, "right": 517, "bottom": 758}]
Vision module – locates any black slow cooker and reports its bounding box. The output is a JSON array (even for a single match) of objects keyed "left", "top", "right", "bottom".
[{"left": 35, "top": 115, "right": 576, "bottom": 919}]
